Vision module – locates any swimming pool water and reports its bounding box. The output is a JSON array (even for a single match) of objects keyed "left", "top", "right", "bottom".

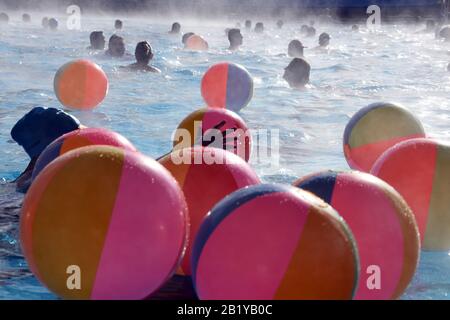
[{"left": 1, "top": 13, "right": 450, "bottom": 300}]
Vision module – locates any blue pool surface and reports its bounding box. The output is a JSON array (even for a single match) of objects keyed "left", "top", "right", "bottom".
[{"left": 1, "top": 14, "right": 450, "bottom": 299}]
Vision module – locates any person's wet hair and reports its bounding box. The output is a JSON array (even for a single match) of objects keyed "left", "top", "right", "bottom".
[
  {"left": 0, "top": 12, "right": 9, "bottom": 24},
  {"left": 288, "top": 40, "right": 305, "bottom": 58},
  {"left": 277, "top": 20, "right": 284, "bottom": 29},
  {"left": 169, "top": 22, "right": 181, "bottom": 34},
  {"left": 89, "top": 31, "right": 106, "bottom": 50},
  {"left": 255, "top": 22, "right": 264, "bottom": 33},
  {"left": 107, "top": 34, "right": 126, "bottom": 57},
  {"left": 283, "top": 58, "right": 311, "bottom": 89},
  {"left": 182, "top": 32, "right": 195, "bottom": 45},
  {"left": 319, "top": 32, "right": 331, "bottom": 47},
  {"left": 42, "top": 17, "right": 49, "bottom": 28},
  {"left": 135, "top": 41, "right": 153, "bottom": 65},
  {"left": 22, "top": 13, "right": 31, "bottom": 23},
  {"left": 48, "top": 18, "right": 58, "bottom": 31},
  {"left": 352, "top": 24, "right": 359, "bottom": 31},
  {"left": 228, "top": 28, "right": 243, "bottom": 50},
  {"left": 245, "top": 20, "right": 252, "bottom": 29},
  {"left": 115, "top": 19, "right": 123, "bottom": 30}
]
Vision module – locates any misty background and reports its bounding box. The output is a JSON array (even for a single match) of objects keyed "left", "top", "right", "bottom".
[{"left": 0, "top": 0, "right": 445, "bottom": 21}]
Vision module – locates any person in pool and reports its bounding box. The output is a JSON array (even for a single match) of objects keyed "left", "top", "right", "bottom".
[
  {"left": 245, "top": 20, "right": 252, "bottom": 30},
  {"left": 169, "top": 22, "right": 181, "bottom": 34},
  {"left": 277, "top": 20, "right": 284, "bottom": 29},
  {"left": 42, "top": 17, "right": 49, "bottom": 28},
  {"left": 228, "top": 28, "right": 243, "bottom": 50},
  {"left": 10, "top": 107, "right": 82, "bottom": 193},
  {"left": 317, "top": 32, "right": 331, "bottom": 49},
  {"left": 115, "top": 19, "right": 123, "bottom": 30},
  {"left": 22, "top": 13, "right": 31, "bottom": 23},
  {"left": 122, "top": 41, "right": 161, "bottom": 73},
  {"left": 283, "top": 58, "right": 311, "bottom": 89},
  {"left": 352, "top": 24, "right": 359, "bottom": 32},
  {"left": 306, "top": 26, "right": 316, "bottom": 37},
  {"left": 106, "top": 34, "right": 126, "bottom": 57},
  {"left": 288, "top": 40, "right": 306, "bottom": 58},
  {"left": 0, "top": 12, "right": 9, "bottom": 24},
  {"left": 300, "top": 24, "right": 309, "bottom": 35},
  {"left": 88, "top": 31, "right": 106, "bottom": 50},
  {"left": 255, "top": 22, "right": 264, "bottom": 33},
  {"left": 48, "top": 18, "right": 58, "bottom": 31},
  {"left": 182, "top": 32, "right": 195, "bottom": 47}
]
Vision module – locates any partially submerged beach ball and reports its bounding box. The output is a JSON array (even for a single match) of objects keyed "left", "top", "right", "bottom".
[
  {"left": 371, "top": 138, "right": 450, "bottom": 251},
  {"left": 192, "top": 184, "right": 359, "bottom": 300},
  {"left": 201, "top": 62, "right": 254, "bottom": 113},
  {"left": 54, "top": 59, "right": 109, "bottom": 110},
  {"left": 32, "top": 127, "right": 137, "bottom": 180},
  {"left": 21, "top": 146, "right": 188, "bottom": 299},
  {"left": 159, "top": 146, "right": 260, "bottom": 275},
  {"left": 185, "top": 34, "right": 208, "bottom": 51},
  {"left": 294, "top": 171, "right": 420, "bottom": 300},
  {"left": 173, "top": 108, "right": 252, "bottom": 162},
  {"left": 343, "top": 102, "right": 425, "bottom": 172}
]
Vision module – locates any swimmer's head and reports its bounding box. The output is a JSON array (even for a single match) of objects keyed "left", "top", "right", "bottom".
[
  {"left": 245, "top": 20, "right": 252, "bottom": 29},
  {"left": 0, "top": 12, "right": 9, "bottom": 24},
  {"left": 288, "top": 40, "right": 306, "bottom": 58},
  {"left": 89, "top": 31, "right": 106, "bottom": 50},
  {"left": 439, "top": 26, "right": 450, "bottom": 40},
  {"left": 170, "top": 22, "right": 181, "bottom": 34},
  {"left": 11, "top": 107, "right": 81, "bottom": 160},
  {"left": 22, "top": 13, "right": 31, "bottom": 23},
  {"left": 42, "top": 17, "right": 49, "bottom": 28},
  {"left": 228, "top": 28, "right": 243, "bottom": 50},
  {"left": 107, "top": 34, "right": 126, "bottom": 57},
  {"left": 283, "top": 58, "right": 311, "bottom": 89},
  {"left": 300, "top": 24, "right": 309, "bottom": 34},
  {"left": 277, "top": 20, "right": 284, "bottom": 29},
  {"left": 306, "top": 26, "right": 316, "bottom": 37},
  {"left": 319, "top": 32, "right": 331, "bottom": 47},
  {"left": 352, "top": 25, "right": 359, "bottom": 31},
  {"left": 135, "top": 41, "right": 154, "bottom": 65},
  {"left": 182, "top": 32, "right": 195, "bottom": 46},
  {"left": 255, "top": 22, "right": 264, "bottom": 33},
  {"left": 115, "top": 19, "right": 123, "bottom": 30},
  {"left": 48, "top": 18, "right": 58, "bottom": 31}
]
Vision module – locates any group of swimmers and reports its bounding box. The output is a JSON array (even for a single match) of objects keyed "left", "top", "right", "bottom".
[{"left": 84, "top": 19, "right": 332, "bottom": 87}]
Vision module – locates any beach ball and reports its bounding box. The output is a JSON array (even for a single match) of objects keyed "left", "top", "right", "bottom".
[
  {"left": 21, "top": 146, "right": 188, "bottom": 300},
  {"left": 54, "top": 59, "right": 109, "bottom": 110},
  {"left": 192, "top": 184, "right": 359, "bottom": 300},
  {"left": 371, "top": 138, "right": 450, "bottom": 250},
  {"left": 201, "top": 62, "right": 254, "bottom": 113},
  {"left": 32, "top": 127, "right": 136, "bottom": 180},
  {"left": 185, "top": 35, "right": 208, "bottom": 51},
  {"left": 159, "top": 146, "right": 260, "bottom": 275},
  {"left": 294, "top": 171, "right": 420, "bottom": 299},
  {"left": 173, "top": 108, "right": 251, "bottom": 162},
  {"left": 343, "top": 102, "right": 425, "bottom": 172}
]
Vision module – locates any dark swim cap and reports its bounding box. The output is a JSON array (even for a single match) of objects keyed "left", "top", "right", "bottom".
[{"left": 11, "top": 107, "right": 80, "bottom": 159}]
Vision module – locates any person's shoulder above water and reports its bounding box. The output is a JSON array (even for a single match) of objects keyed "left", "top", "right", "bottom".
[{"left": 121, "top": 41, "right": 161, "bottom": 73}]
